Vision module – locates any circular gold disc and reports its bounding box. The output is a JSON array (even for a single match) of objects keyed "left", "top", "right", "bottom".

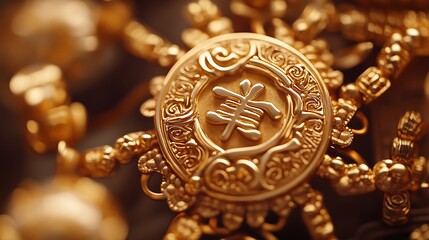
[{"left": 156, "top": 33, "right": 332, "bottom": 202}]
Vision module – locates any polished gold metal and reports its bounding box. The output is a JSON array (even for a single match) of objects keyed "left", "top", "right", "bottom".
[
  {"left": 5, "top": 0, "right": 429, "bottom": 239},
  {"left": 292, "top": 0, "right": 332, "bottom": 43},
  {"left": 411, "top": 224, "right": 429, "bottom": 240},
  {"left": 318, "top": 155, "right": 375, "bottom": 196},
  {"left": 76, "top": 131, "right": 156, "bottom": 178},
  {"left": 142, "top": 22, "right": 423, "bottom": 237},
  {"left": 9, "top": 64, "right": 87, "bottom": 153},
  {"left": 355, "top": 66, "right": 391, "bottom": 104},
  {"left": 0, "top": 175, "right": 127, "bottom": 240},
  {"left": 0, "top": 141, "right": 128, "bottom": 240},
  {"left": 76, "top": 0, "right": 429, "bottom": 238},
  {"left": 373, "top": 111, "right": 426, "bottom": 225},
  {"left": 155, "top": 33, "right": 331, "bottom": 200},
  {"left": 123, "top": 21, "right": 186, "bottom": 67},
  {"left": 182, "top": 0, "right": 234, "bottom": 48},
  {"left": 332, "top": 5, "right": 429, "bottom": 55},
  {"left": 230, "top": 0, "right": 287, "bottom": 21},
  {"left": 85, "top": 31, "right": 343, "bottom": 238},
  {"left": 0, "top": 0, "right": 131, "bottom": 89}
]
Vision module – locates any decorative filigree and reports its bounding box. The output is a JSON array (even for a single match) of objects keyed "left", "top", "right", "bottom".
[
  {"left": 204, "top": 158, "right": 259, "bottom": 193},
  {"left": 286, "top": 64, "right": 323, "bottom": 113},
  {"left": 257, "top": 44, "right": 298, "bottom": 69},
  {"left": 157, "top": 35, "right": 330, "bottom": 201},
  {"left": 199, "top": 40, "right": 256, "bottom": 75},
  {"left": 138, "top": 148, "right": 196, "bottom": 212}
]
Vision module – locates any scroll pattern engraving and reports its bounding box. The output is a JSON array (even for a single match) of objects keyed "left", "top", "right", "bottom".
[
  {"left": 287, "top": 65, "right": 323, "bottom": 113},
  {"left": 261, "top": 63, "right": 325, "bottom": 189},
  {"left": 162, "top": 63, "right": 206, "bottom": 175},
  {"left": 205, "top": 158, "right": 260, "bottom": 193},
  {"left": 263, "top": 119, "right": 324, "bottom": 187},
  {"left": 199, "top": 40, "right": 256, "bottom": 74}
]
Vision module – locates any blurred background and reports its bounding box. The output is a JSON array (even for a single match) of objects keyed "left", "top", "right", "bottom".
[{"left": 0, "top": 0, "right": 429, "bottom": 239}]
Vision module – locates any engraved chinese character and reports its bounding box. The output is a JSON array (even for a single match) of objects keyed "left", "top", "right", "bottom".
[{"left": 207, "top": 79, "right": 282, "bottom": 141}]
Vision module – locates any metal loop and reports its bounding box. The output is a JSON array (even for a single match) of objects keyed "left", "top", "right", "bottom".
[
  {"left": 140, "top": 174, "right": 166, "bottom": 200},
  {"left": 334, "top": 148, "right": 367, "bottom": 165},
  {"left": 351, "top": 111, "right": 369, "bottom": 135}
]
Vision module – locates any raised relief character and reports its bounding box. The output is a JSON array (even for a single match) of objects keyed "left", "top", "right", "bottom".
[{"left": 206, "top": 79, "right": 282, "bottom": 141}]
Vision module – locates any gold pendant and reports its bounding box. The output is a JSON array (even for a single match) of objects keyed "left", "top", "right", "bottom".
[
  {"left": 5, "top": 0, "right": 429, "bottom": 239},
  {"left": 139, "top": 33, "right": 336, "bottom": 239}
]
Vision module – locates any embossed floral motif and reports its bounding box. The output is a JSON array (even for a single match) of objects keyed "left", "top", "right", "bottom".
[{"left": 205, "top": 158, "right": 259, "bottom": 193}]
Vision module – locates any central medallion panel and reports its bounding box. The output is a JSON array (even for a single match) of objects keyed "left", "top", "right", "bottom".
[{"left": 156, "top": 33, "right": 332, "bottom": 202}]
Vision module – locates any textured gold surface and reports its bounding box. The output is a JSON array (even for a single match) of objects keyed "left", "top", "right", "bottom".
[
  {"left": 156, "top": 33, "right": 331, "bottom": 202},
  {"left": 3, "top": 0, "right": 429, "bottom": 239},
  {"left": 9, "top": 64, "right": 87, "bottom": 153},
  {"left": 0, "top": 176, "right": 127, "bottom": 240}
]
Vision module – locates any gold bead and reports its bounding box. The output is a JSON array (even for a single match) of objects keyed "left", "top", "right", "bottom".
[
  {"left": 181, "top": 28, "right": 210, "bottom": 48},
  {"left": 410, "top": 156, "right": 428, "bottom": 191},
  {"left": 244, "top": 0, "right": 271, "bottom": 8},
  {"left": 397, "top": 111, "right": 425, "bottom": 140},
  {"left": 206, "top": 17, "right": 233, "bottom": 37},
  {"left": 98, "top": 0, "right": 133, "bottom": 37},
  {"left": 406, "top": 27, "right": 429, "bottom": 56},
  {"left": 230, "top": 0, "right": 287, "bottom": 20},
  {"left": 3, "top": 175, "right": 127, "bottom": 240},
  {"left": 339, "top": 83, "right": 363, "bottom": 108},
  {"left": 10, "top": 65, "right": 86, "bottom": 153},
  {"left": 184, "top": 0, "right": 220, "bottom": 27},
  {"left": 272, "top": 18, "right": 295, "bottom": 45},
  {"left": 338, "top": 6, "right": 369, "bottom": 42},
  {"left": 0, "top": 0, "right": 102, "bottom": 80},
  {"left": 81, "top": 146, "right": 117, "bottom": 177},
  {"left": 26, "top": 103, "right": 86, "bottom": 153},
  {"left": 165, "top": 215, "right": 202, "bottom": 240},
  {"left": 114, "top": 132, "right": 145, "bottom": 164},
  {"left": 355, "top": 66, "right": 391, "bottom": 104},
  {"left": 10, "top": 64, "right": 68, "bottom": 116},
  {"left": 377, "top": 32, "right": 413, "bottom": 78},
  {"left": 0, "top": 215, "right": 19, "bottom": 240},
  {"left": 410, "top": 224, "right": 429, "bottom": 240},
  {"left": 292, "top": 2, "right": 330, "bottom": 43},
  {"left": 156, "top": 45, "right": 185, "bottom": 68},
  {"left": 374, "top": 159, "right": 412, "bottom": 193},
  {"left": 123, "top": 21, "right": 184, "bottom": 67},
  {"left": 383, "top": 192, "right": 410, "bottom": 225},
  {"left": 391, "top": 137, "right": 415, "bottom": 164},
  {"left": 56, "top": 141, "right": 80, "bottom": 174}
]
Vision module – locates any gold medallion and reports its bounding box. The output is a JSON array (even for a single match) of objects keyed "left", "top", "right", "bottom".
[
  {"left": 5, "top": 0, "right": 429, "bottom": 239},
  {"left": 139, "top": 33, "right": 332, "bottom": 227},
  {"left": 154, "top": 32, "right": 331, "bottom": 206}
]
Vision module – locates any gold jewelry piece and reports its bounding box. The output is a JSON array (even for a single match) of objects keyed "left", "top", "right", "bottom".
[
  {"left": 0, "top": 0, "right": 132, "bottom": 81},
  {"left": 152, "top": 33, "right": 333, "bottom": 237},
  {"left": 411, "top": 224, "right": 429, "bottom": 240},
  {"left": 2, "top": 62, "right": 129, "bottom": 238},
  {"left": 3, "top": 0, "right": 429, "bottom": 239},
  {"left": 0, "top": 141, "right": 128, "bottom": 240},
  {"left": 374, "top": 111, "right": 426, "bottom": 225},
  {"left": 78, "top": 0, "right": 428, "bottom": 237},
  {"left": 0, "top": 175, "right": 127, "bottom": 240},
  {"left": 9, "top": 64, "right": 87, "bottom": 153}
]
